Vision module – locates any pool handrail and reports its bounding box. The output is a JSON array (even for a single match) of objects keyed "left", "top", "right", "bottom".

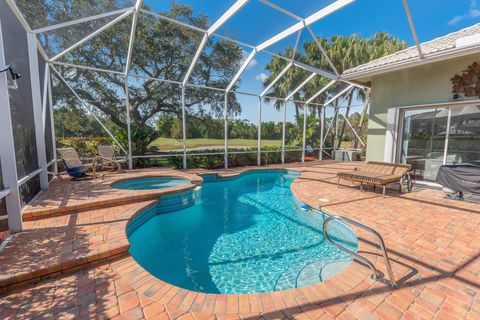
[{"left": 322, "top": 215, "right": 397, "bottom": 287}]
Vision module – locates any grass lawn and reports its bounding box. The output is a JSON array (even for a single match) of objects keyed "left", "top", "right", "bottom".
[{"left": 150, "top": 137, "right": 282, "bottom": 150}]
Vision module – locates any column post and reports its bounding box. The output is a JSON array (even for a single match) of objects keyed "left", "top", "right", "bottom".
[
  {"left": 27, "top": 32, "right": 48, "bottom": 189},
  {"left": 224, "top": 92, "right": 229, "bottom": 169},
  {"left": 0, "top": 20, "right": 23, "bottom": 231},
  {"left": 302, "top": 104, "right": 307, "bottom": 162},
  {"left": 281, "top": 103, "right": 286, "bottom": 164},
  {"left": 181, "top": 86, "right": 187, "bottom": 169},
  {"left": 257, "top": 96, "right": 262, "bottom": 166}
]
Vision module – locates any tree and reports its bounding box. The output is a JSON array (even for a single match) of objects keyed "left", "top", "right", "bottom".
[
  {"left": 264, "top": 32, "right": 407, "bottom": 106},
  {"left": 263, "top": 32, "right": 407, "bottom": 147},
  {"left": 53, "top": 105, "right": 106, "bottom": 138},
  {"left": 42, "top": 2, "right": 244, "bottom": 152}
]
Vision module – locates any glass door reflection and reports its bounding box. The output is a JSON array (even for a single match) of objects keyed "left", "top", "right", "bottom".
[
  {"left": 445, "top": 105, "right": 480, "bottom": 167},
  {"left": 399, "top": 108, "right": 448, "bottom": 181}
]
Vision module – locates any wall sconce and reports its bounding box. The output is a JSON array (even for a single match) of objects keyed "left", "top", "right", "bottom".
[{"left": 0, "top": 64, "right": 21, "bottom": 89}]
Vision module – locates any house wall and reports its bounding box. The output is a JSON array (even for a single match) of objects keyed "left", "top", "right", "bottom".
[{"left": 366, "top": 53, "right": 480, "bottom": 161}]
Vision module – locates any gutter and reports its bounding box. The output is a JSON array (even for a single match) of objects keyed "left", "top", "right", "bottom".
[{"left": 342, "top": 44, "right": 480, "bottom": 81}]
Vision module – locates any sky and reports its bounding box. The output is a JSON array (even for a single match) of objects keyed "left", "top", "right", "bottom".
[{"left": 145, "top": 0, "right": 480, "bottom": 123}]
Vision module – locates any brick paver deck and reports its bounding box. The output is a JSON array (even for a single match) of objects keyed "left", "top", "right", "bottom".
[{"left": 0, "top": 161, "right": 478, "bottom": 320}]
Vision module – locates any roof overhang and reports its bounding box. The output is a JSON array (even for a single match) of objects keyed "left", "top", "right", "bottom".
[{"left": 342, "top": 43, "right": 480, "bottom": 82}]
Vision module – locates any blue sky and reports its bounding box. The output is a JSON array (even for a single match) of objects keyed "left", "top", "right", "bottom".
[{"left": 144, "top": 0, "right": 480, "bottom": 123}]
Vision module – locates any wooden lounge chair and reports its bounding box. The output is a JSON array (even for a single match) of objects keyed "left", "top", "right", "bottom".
[{"left": 337, "top": 161, "right": 412, "bottom": 197}]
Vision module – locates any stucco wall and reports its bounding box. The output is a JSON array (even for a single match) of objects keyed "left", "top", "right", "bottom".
[{"left": 366, "top": 53, "right": 480, "bottom": 161}]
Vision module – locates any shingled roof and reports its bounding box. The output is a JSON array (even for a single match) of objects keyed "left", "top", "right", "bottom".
[{"left": 343, "top": 23, "right": 480, "bottom": 79}]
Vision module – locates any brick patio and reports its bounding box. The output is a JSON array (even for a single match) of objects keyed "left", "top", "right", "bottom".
[{"left": 0, "top": 161, "right": 478, "bottom": 320}]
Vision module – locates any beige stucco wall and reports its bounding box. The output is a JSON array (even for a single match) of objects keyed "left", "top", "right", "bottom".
[{"left": 365, "top": 53, "right": 480, "bottom": 161}]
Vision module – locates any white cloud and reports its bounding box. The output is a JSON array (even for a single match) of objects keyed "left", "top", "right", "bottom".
[
  {"left": 448, "top": 0, "right": 480, "bottom": 25},
  {"left": 247, "top": 58, "right": 257, "bottom": 69},
  {"left": 256, "top": 72, "right": 268, "bottom": 82},
  {"left": 242, "top": 50, "right": 257, "bottom": 69}
]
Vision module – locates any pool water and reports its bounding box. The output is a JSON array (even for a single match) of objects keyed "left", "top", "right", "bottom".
[
  {"left": 112, "top": 177, "right": 190, "bottom": 190},
  {"left": 128, "top": 170, "right": 357, "bottom": 294}
]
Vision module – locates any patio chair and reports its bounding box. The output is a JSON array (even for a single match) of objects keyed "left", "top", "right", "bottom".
[
  {"left": 95, "top": 145, "right": 124, "bottom": 178},
  {"left": 97, "top": 145, "right": 127, "bottom": 168},
  {"left": 57, "top": 147, "right": 96, "bottom": 180}
]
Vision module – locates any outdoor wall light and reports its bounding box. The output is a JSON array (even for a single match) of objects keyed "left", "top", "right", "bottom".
[{"left": 0, "top": 64, "right": 21, "bottom": 89}]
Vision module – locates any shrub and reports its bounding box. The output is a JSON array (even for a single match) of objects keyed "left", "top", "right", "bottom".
[
  {"left": 201, "top": 154, "right": 224, "bottom": 169},
  {"left": 228, "top": 150, "right": 257, "bottom": 167},
  {"left": 166, "top": 156, "right": 184, "bottom": 169},
  {"left": 113, "top": 126, "right": 158, "bottom": 167},
  {"left": 166, "top": 151, "right": 224, "bottom": 169}
]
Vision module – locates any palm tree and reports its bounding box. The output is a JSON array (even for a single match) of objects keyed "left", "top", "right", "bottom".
[
  {"left": 262, "top": 32, "right": 407, "bottom": 147},
  {"left": 264, "top": 32, "right": 407, "bottom": 104}
]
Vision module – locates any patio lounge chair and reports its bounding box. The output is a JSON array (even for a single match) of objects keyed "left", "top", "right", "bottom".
[
  {"left": 337, "top": 161, "right": 412, "bottom": 197},
  {"left": 58, "top": 147, "right": 121, "bottom": 180},
  {"left": 97, "top": 145, "right": 127, "bottom": 168},
  {"left": 58, "top": 147, "right": 96, "bottom": 180}
]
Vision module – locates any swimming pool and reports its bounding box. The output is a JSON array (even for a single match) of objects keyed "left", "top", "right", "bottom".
[
  {"left": 128, "top": 170, "right": 357, "bottom": 294},
  {"left": 112, "top": 177, "right": 190, "bottom": 190}
]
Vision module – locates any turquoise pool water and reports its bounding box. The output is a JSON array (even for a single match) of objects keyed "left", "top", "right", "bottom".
[
  {"left": 128, "top": 170, "right": 357, "bottom": 294},
  {"left": 112, "top": 177, "right": 190, "bottom": 190}
]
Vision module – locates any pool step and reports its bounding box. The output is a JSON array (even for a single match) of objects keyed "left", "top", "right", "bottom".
[
  {"left": 126, "top": 190, "right": 196, "bottom": 236},
  {"left": 274, "top": 258, "right": 352, "bottom": 291}
]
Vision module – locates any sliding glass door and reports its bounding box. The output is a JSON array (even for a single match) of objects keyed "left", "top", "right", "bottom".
[
  {"left": 399, "top": 108, "right": 448, "bottom": 181},
  {"left": 445, "top": 105, "right": 480, "bottom": 166},
  {"left": 398, "top": 104, "right": 480, "bottom": 182}
]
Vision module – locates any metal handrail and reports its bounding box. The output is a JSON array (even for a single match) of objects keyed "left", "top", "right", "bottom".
[{"left": 323, "top": 215, "right": 397, "bottom": 287}]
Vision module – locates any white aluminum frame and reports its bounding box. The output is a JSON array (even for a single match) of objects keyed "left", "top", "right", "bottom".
[
  {"left": 256, "top": 0, "right": 355, "bottom": 52},
  {"left": 0, "top": 0, "right": 382, "bottom": 234},
  {"left": 338, "top": 112, "right": 366, "bottom": 147},
  {"left": 286, "top": 73, "right": 316, "bottom": 101},
  {"left": 4, "top": 0, "right": 49, "bottom": 61},
  {"left": 281, "top": 102, "right": 287, "bottom": 163},
  {"left": 41, "top": 63, "right": 50, "bottom": 131},
  {"left": 224, "top": 92, "right": 229, "bottom": 168},
  {"left": 50, "top": 65, "right": 128, "bottom": 155},
  {"left": 27, "top": 32, "right": 49, "bottom": 190},
  {"left": 302, "top": 103, "right": 308, "bottom": 162},
  {"left": 32, "top": 7, "right": 134, "bottom": 34},
  {"left": 51, "top": 9, "right": 135, "bottom": 61},
  {"left": 257, "top": 96, "right": 262, "bottom": 165},
  {"left": 0, "top": 19, "right": 23, "bottom": 231},
  {"left": 293, "top": 61, "right": 337, "bottom": 80},
  {"left": 123, "top": 0, "right": 143, "bottom": 169},
  {"left": 402, "top": 0, "right": 423, "bottom": 58},
  {"left": 47, "top": 71, "right": 58, "bottom": 174},
  {"left": 306, "top": 80, "right": 336, "bottom": 104},
  {"left": 226, "top": 49, "right": 257, "bottom": 92},
  {"left": 260, "top": 61, "right": 293, "bottom": 97},
  {"left": 320, "top": 105, "right": 325, "bottom": 160},
  {"left": 324, "top": 85, "right": 354, "bottom": 106},
  {"left": 184, "top": 0, "right": 250, "bottom": 87}
]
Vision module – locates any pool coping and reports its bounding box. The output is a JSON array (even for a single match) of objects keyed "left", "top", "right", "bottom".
[
  {"left": 22, "top": 174, "right": 204, "bottom": 221},
  {"left": 113, "top": 167, "right": 372, "bottom": 317},
  {"left": 124, "top": 169, "right": 360, "bottom": 294}
]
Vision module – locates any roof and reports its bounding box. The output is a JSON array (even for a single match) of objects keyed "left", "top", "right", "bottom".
[{"left": 343, "top": 23, "right": 480, "bottom": 80}]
